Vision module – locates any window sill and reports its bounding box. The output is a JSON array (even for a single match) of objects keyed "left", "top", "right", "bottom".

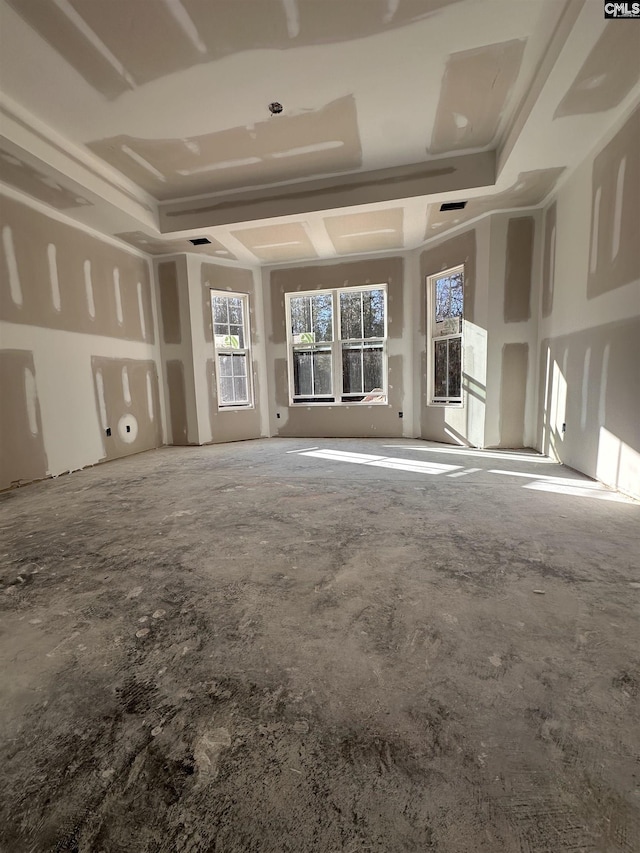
[
  {"left": 217, "top": 404, "right": 255, "bottom": 412},
  {"left": 427, "top": 402, "right": 464, "bottom": 408},
  {"left": 289, "top": 401, "right": 390, "bottom": 408}
]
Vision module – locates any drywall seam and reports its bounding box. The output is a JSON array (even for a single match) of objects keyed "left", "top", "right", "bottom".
[{"left": 0, "top": 184, "right": 151, "bottom": 262}]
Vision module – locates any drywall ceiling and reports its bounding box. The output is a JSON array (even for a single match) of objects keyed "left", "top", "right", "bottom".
[{"left": 0, "top": 0, "right": 639, "bottom": 266}]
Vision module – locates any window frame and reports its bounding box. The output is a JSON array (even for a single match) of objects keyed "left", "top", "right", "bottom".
[
  {"left": 210, "top": 289, "right": 254, "bottom": 410},
  {"left": 426, "top": 265, "right": 464, "bottom": 407},
  {"left": 285, "top": 284, "right": 388, "bottom": 406}
]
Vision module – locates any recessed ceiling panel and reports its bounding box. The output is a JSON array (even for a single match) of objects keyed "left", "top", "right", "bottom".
[
  {"left": 87, "top": 95, "right": 361, "bottom": 200},
  {"left": 425, "top": 168, "right": 565, "bottom": 237},
  {"left": 117, "top": 231, "right": 236, "bottom": 259},
  {"left": 429, "top": 39, "right": 526, "bottom": 154},
  {"left": 231, "top": 223, "right": 317, "bottom": 262},
  {"left": 554, "top": 22, "right": 640, "bottom": 118},
  {"left": 324, "top": 209, "right": 404, "bottom": 254}
]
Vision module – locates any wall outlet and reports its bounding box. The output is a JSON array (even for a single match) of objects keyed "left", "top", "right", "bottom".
[
  {"left": 105, "top": 427, "right": 111, "bottom": 436},
  {"left": 398, "top": 411, "right": 403, "bottom": 419}
]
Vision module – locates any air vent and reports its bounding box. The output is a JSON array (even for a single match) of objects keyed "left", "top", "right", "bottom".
[
  {"left": 189, "top": 237, "right": 211, "bottom": 246},
  {"left": 440, "top": 201, "right": 467, "bottom": 212}
]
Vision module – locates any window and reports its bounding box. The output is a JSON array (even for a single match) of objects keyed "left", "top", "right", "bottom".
[
  {"left": 286, "top": 285, "right": 387, "bottom": 404},
  {"left": 210, "top": 290, "right": 253, "bottom": 408},
  {"left": 427, "top": 266, "right": 463, "bottom": 404}
]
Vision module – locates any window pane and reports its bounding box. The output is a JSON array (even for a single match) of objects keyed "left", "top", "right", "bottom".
[
  {"left": 342, "top": 345, "right": 363, "bottom": 394},
  {"left": 219, "top": 376, "right": 234, "bottom": 404},
  {"left": 448, "top": 337, "right": 461, "bottom": 398},
  {"left": 219, "top": 354, "right": 233, "bottom": 377},
  {"left": 228, "top": 297, "right": 242, "bottom": 325},
  {"left": 231, "top": 353, "right": 247, "bottom": 378},
  {"left": 229, "top": 324, "right": 244, "bottom": 348},
  {"left": 435, "top": 272, "right": 463, "bottom": 323},
  {"left": 363, "top": 345, "right": 383, "bottom": 391},
  {"left": 340, "top": 291, "right": 362, "bottom": 340},
  {"left": 363, "top": 289, "right": 385, "bottom": 338},
  {"left": 434, "top": 339, "right": 447, "bottom": 398},
  {"left": 212, "top": 295, "right": 228, "bottom": 324},
  {"left": 290, "top": 296, "right": 311, "bottom": 337},
  {"left": 214, "top": 323, "right": 228, "bottom": 339},
  {"left": 313, "top": 349, "right": 332, "bottom": 395},
  {"left": 293, "top": 350, "right": 312, "bottom": 397},
  {"left": 233, "top": 377, "right": 248, "bottom": 403},
  {"left": 312, "top": 294, "right": 333, "bottom": 342}
]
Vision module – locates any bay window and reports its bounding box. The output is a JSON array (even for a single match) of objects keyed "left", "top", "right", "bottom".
[{"left": 286, "top": 285, "right": 387, "bottom": 404}]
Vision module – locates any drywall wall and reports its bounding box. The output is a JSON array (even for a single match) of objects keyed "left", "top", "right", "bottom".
[
  {"left": 419, "top": 223, "right": 489, "bottom": 448},
  {"left": 265, "top": 256, "right": 408, "bottom": 438},
  {"left": 536, "top": 105, "right": 640, "bottom": 498},
  {"left": 195, "top": 258, "right": 267, "bottom": 444},
  {"left": 484, "top": 211, "right": 541, "bottom": 449},
  {"left": 154, "top": 257, "right": 199, "bottom": 445},
  {"left": 0, "top": 193, "right": 164, "bottom": 490}
]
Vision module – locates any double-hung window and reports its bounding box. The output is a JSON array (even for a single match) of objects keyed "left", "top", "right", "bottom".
[
  {"left": 210, "top": 290, "right": 253, "bottom": 408},
  {"left": 427, "top": 266, "right": 463, "bottom": 404},
  {"left": 286, "top": 285, "right": 387, "bottom": 404}
]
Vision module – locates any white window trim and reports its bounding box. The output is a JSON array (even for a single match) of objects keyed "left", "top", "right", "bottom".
[
  {"left": 285, "top": 284, "right": 389, "bottom": 406},
  {"left": 210, "top": 289, "right": 254, "bottom": 410},
  {"left": 426, "top": 265, "right": 464, "bottom": 407}
]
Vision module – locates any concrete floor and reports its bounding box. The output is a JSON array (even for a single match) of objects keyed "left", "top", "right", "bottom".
[{"left": 1, "top": 438, "right": 639, "bottom": 853}]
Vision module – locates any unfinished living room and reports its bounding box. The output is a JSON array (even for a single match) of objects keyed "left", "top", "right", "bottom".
[{"left": 0, "top": 1, "right": 639, "bottom": 851}]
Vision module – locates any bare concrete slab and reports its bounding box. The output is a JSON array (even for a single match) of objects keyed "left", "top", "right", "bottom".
[{"left": 1, "top": 438, "right": 638, "bottom": 852}]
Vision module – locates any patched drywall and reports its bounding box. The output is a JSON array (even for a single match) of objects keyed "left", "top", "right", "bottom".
[
  {"left": 268, "top": 256, "right": 405, "bottom": 438},
  {"left": 588, "top": 106, "right": 640, "bottom": 298},
  {"left": 541, "top": 202, "right": 557, "bottom": 318},
  {"left": 555, "top": 22, "right": 640, "bottom": 118},
  {"left": 504, "top": 216, "right": 533, "bottom": 323},
  {"left": 166, "top": 360, "right": 189, "bottom": 446},
  {"left": 0, "top": 196, "right": 154, "bottom": 342},
  {"left": 499, "top": 343, "right": 528, "bottom": 448},
  {"left": 91, "top": 357, "right": 162, "bottom": 461},
  {"left": 323, "top": 208, "right": 404, "bottom": 255},
  {"left": 88, "top": 96, "right": 361, "bottom": 199},
  {"left": 536, "top": 110, "right": 640, "bottom": 498},
  {"left": 158, "top": 261, "right": 182, "bottom": 345},
  {"left": 0, "top": 194, "right": 164, "bottom": 488},
  {"left": 430, "top": 39, "right": 526, "bottom": 154},
  {"left": 6, "top": 0, "right": 463, "bottom": 96},
  {"left": 0, "top": 349, "right": 48, "bottom": 489},
  {"left": 538, "top": 318, "right": 640, "bottom": 498},
  {"left": 426, "top": 168, "right": 564, "bottom": 237},
  {"left": 0, "top": 149, "right": 92, "bottom": 210}
]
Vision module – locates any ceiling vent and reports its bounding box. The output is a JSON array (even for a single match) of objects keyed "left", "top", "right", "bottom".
[
  {"left": 189, "top": 237, "right": 211, "bottom": 245},
  {"left": 440, "top": 201, "right": 467, "bottom": 212}
]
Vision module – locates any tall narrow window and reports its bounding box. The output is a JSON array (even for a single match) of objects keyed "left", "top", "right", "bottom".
[
  {"left": 428, "top": 266, "right": 463, "bottom": 404},
  {"left": 286, "top": 285, "right": 387, "bottom": 404},
  {"left": 211, "top": 291, "right": 253, "bottom": 408}
]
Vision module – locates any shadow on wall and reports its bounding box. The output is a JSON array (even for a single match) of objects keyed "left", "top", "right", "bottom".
[{"left": 538, "top": 317, "right": 640, "bottom": 498}]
